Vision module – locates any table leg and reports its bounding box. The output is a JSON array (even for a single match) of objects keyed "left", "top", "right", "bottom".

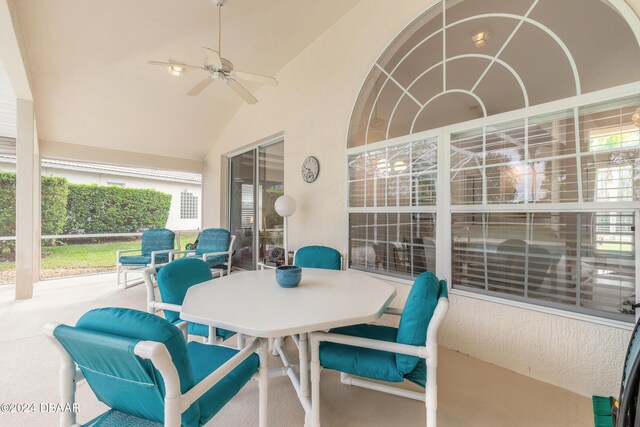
[
  {"left": 259, "top": 338, "right": 269, "bottom": 427},
  {"left": 299, "top": 333, "right": 309, "bottom": 398},
  {"left": 237, "top": 333, "right": 246, "bottom": 349},
  {"left": 310, "top": 334, "right": 321, "bottom": 427}
]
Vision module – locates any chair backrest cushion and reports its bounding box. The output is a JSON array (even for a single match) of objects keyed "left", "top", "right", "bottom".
[
  {"left": 54, "top": 308, "right": 199, "bottom": 427},
  {"left": 195, "top": 228, "right": 231, "bottom": 256},
  {"left": 294, "top": 246, "right": 341, "bottom": 270},
  {"left": 157, "top": 258, "right": 213, "bottom": 323},
  {"left": 395, "top": 272, "right": 444, "bottom": 375},
  {"left": 141, "top": 228, "right": 175, "bottom": 256}
]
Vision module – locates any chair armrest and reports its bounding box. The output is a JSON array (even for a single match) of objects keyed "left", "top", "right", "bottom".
[
  {"left": 200, "top": 251, "right": 230, "bottom": 260},
  {"left": 182, "top": 338, "right": 263, "bottom": 407},
  {"left": 148, "top": 301, "right": 183, "bottom": 313},
  {"left": 150, "top": 249, "right": 176, "bottom": 267},
  {"left": 257, "top": 262, "right": 277, "bottom": 270},
  {"left": 311, "top": 331, "right": 427, "bottom": 359},
  {"left": 169, "top": 250, "right": 196, "bottom": 261},
  {"left": 116, "top": 249, "right": 141, "bottom": 258},
  {"left": 384, "top": 307, "right": 403, "bottom": 316}
]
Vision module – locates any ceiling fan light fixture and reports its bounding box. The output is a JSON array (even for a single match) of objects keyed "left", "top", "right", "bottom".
[
  {"left": 168, "top": 65, "right": 184, "bottom": 77},
  {"left": 472, "top": 31, "right": 489, "bottom": 48}
]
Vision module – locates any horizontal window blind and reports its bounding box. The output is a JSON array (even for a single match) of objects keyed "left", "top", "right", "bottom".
[
  {"left": 451, "top": 212, "right": 635, "bottom": 320},
  {"left": 349, "top": 212, "right": 436, "bottom": 279}
]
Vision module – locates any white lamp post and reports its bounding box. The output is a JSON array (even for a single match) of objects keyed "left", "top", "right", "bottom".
[{"left": 275, "top": 195, "right": 297, "bottom": 265}]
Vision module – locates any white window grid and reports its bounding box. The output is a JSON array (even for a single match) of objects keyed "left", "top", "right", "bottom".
[
  {"left": 346, "top": 85, "right": 640, "bottom": 323},
  {"left": 180, "top": 191, "right": 199, "bottom": 220}
]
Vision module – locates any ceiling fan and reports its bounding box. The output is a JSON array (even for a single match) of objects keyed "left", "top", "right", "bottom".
[{"left": 148, "top": 0, "right": 278, "bottom": 104}]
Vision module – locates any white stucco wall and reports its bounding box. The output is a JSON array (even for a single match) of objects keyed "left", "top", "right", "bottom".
[{"left": 203, "top": 0, "right": 640, "bottom": 397}]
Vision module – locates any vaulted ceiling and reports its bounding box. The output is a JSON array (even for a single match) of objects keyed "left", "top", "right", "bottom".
[{"left": 11, "top": 0, "right": 360, "bottom": 161}]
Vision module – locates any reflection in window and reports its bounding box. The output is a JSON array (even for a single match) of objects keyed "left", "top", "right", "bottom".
[
  {"left": 452, "top": 212, "right": 635, "bottom": 321},
  {"left": 348, "top": 138, "right": 437, "bottom": 208},
  {"left": 350, "top": 213, "right": 436, "bottom": 279}
]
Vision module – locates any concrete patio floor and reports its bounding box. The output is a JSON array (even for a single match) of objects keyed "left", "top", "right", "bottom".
[{"left": 0, "top": 272, "right": 592, "bottom": 426}]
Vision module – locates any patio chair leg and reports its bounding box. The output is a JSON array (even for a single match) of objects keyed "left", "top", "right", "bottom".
[
  {"left": 258, "top": 339, "right": 269, "bottom": 427},
  {"left": 116, "top": 265, "right": 121, "bottom": 286},
  {"left": 59, "top": 351, "right": 77, "bottom": 427},
  {"left": 310, "top": 335, "right": 321, "bottom": 427},
  {"left": 426, "top": 364, "right": 437, "bottom": 427}
]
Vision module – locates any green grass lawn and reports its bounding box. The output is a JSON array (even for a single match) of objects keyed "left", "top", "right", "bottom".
[{"left": 0, "top": 232, "right": 198, "bottom": 271}]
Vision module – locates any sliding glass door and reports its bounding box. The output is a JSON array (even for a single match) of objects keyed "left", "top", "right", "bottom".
[{"left": 228, "top": 140, "right": 284, "bottom": 270}]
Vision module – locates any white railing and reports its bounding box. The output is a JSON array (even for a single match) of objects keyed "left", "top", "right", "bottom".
[{"left": 0, "top": 230, "right": 201, "bottom": 245}]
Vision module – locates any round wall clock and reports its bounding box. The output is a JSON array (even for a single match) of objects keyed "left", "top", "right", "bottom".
[{"left": 302, "top": 156, "right": 320, "bottom": 183}]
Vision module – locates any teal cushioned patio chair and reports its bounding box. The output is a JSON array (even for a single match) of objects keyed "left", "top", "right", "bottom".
[
  {"left": 44, "top": 307, "right": 268, "bottom": 427},
  {"left": 143, "top": 258, "right": 239, "bottom": 346},
  {"left": 310, "top": 272, "right": 449, "bottom": 427},
  {"left": 592, "top": 309, "right": 640, "bottom": 426},
  {"left": 117, "top": 228, "right": 177, "bottom": 288},
  {"left": 171, "top": 228, "right": 236, "bottom": 276},
  {"left": 294, "top": 245, "right": 342, "bottom": 270}
]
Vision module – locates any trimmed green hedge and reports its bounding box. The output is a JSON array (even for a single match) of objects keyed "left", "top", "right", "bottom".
[
  {"left": 0, "top": 172, "right": 17, "bottom": 253},
  {"left": 64, "top": 184, "right": 172, "bottom": 234},
  {"left": 0, "top": 172, "right": 70, "bottom": 252},
  {"left": 42, "top": 176, "right": 69, "bottom": 235},
  {"left": 0, "top": 172, "right": 172, "bottom": 252}
]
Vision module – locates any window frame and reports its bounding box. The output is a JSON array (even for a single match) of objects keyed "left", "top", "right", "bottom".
[{"left": 345, "top": 81, "right": 640, "bottom": 329}]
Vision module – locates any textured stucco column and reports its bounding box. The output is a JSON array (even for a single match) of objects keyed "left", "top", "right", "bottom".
[{"left": 15, "top": 98, "right": 40, "bottom": 299}]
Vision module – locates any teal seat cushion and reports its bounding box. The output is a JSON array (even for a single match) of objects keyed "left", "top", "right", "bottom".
[
  {"left": 58, "top": 308, "right": 200, "bottom": 427},
  {"left": 395, "top": 272, "right": 442, "bottom": 376},
  {"left": 204, "top": 255, "right": 228, "bottom": 268},
  {"left": 319, "top": 324, "right": 403, "bottom": 383},
  {"left": 141, "top": 228, "right": 175, "bottom": 257},
  {"left": 187, "top": 342, "right": 259, "bottom": 425},
  {"left": 83, "top": 409, "right": 164, "bottom": 426},
  {"left": 119, "top": 255, "right": 152, "bottom": 265},
  {"left": 175, "top": 320, "right": 236, "bottom": 341},
  {"left": 157, "top": 258, "right": 213, "bottom": 324},
  {"left": 119, "top": 254, "right": 170, "bottom": 266},
  {"left": 294, "top": 246, "right": 341, "bottom": 270}
]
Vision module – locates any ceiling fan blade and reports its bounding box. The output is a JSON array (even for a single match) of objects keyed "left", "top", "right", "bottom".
[
  {"left": 202, "top": 47, "right": 222, "bottom": 68},
  {"left": 233, "top": 71, "right": 278, "bottom": 86},
  {"left": 228, "top": 79, "right": 257, "bottom": 104},
  {"left": 187, "top": 78, "right": 213, "bottom": 96}
]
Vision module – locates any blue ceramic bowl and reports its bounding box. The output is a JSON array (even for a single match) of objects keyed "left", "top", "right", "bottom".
[{"left": 275, "top": 265, "right": 302, "bottom": 288}]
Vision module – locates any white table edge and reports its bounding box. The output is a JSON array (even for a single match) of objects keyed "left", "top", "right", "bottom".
[{"left": 180, "top": 288, "right": 397, "bottom": 338}]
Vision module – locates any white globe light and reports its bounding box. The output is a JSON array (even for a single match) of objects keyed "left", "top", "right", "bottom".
[{"left": 275, "top": 195, "right": 297, "bottom": 217}]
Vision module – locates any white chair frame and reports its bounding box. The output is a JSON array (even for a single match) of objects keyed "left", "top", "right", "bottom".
[
  {"left": 309, "top": 296, "right": 449, "bottom": 427},
  {"left": 44, "top": 323, "right": 269, "bottom": 427},
  {"left": 170, "top": 235, "right": 236, "bottom": 275},
  {"left": 116, "top": 246, "right": 176, "bottom": 288},
  {"left": 142, "top": 267, "right": 245, "bottom": 348}
]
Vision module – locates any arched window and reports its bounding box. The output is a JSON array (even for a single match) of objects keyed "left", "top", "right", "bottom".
[{"left": 347, "top": 0, "right": 640, "bottom": 322}]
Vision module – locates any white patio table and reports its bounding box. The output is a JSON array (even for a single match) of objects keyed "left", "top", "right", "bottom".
[{"left": 180, "top": 267, "right": 397, "bottom": 426}]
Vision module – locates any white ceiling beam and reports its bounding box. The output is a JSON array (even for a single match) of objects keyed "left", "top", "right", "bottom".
[{"left": 0, "top": 0, "right": 32, "bottom": 100}]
